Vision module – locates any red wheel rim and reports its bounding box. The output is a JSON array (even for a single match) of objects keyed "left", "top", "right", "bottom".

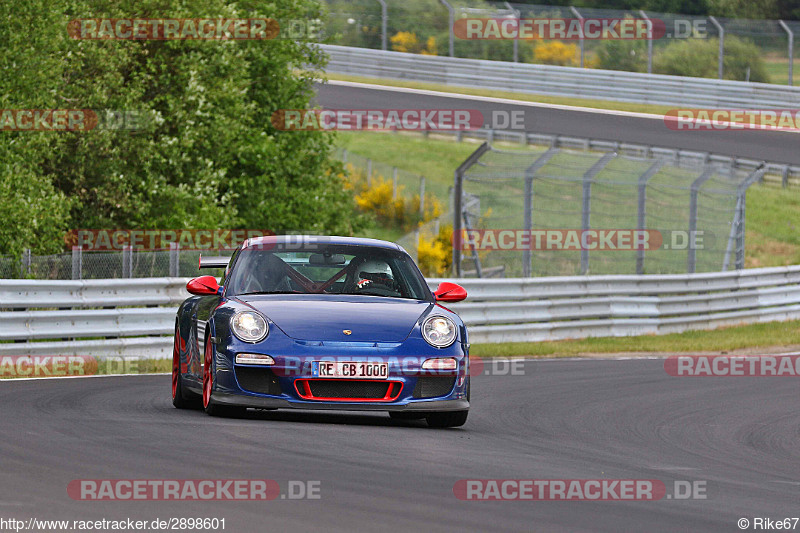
[
  {"left": 203, "top": 339, "right": 212, "bottom": 408},
  {"left": 171, "top": 329, "right": 179, "bottom": 399}
]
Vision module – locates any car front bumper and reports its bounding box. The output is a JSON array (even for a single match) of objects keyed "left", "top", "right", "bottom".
[{"left": 211, "top": 390, "right": 469, "bottom": 412}]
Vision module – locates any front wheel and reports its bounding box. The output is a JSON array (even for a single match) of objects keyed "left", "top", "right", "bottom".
[
  {"left": 202, "top": 337, "right": 245, "bottom": 418},
  {"left": 425, "top": 410, "right": 469, "bottom": 428}
]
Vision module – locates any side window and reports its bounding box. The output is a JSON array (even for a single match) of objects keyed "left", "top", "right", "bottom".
[{"left": 220, "top": 245, "right": 241, "bottom": 287}]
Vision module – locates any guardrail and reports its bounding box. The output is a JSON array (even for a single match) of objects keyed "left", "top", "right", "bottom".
[
  {"left": 435, "top": 266, "right": 800, "bottom": 342},
  {"left": 321, "top": 44, "right": 800, "bottom": 109},
  {"left": 1, "top": 265, "right": 799, "bottom": 355}
]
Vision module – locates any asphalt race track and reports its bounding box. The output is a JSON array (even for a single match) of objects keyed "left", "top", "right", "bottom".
[
  {"left": 315, "top": 82, "right": 800, "bottom": 165},
  {"left": 1, "top": 359, "right": 797, "bottom": 532}
]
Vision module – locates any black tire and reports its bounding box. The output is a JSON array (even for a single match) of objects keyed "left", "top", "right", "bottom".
[
  {"left": 425, "top": 410, "right": 469, "bottom": 428},
  {"left": 205, "top": 402, "right": 247, "bottom": 418},
  {"left": 173, "top": 372, "right": 201, "bottom": 409},
  {"left": 172, "top": 325, "right": 201, "bottom": 409},
  {"left": 389, "top": 412, "right": 426, "bottom": 421}
]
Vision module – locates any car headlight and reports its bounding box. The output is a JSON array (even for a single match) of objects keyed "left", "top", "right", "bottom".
[
  {"left": 230, "top": 311, "right": 269, "bottom": 343},
  {"left": 422, "top": 315, "right": 457, "bottom": 348}
]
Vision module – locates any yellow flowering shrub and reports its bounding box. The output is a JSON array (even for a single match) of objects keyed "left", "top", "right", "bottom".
[
  {"left": 417, "top": 233, "right": 448, "bottom": 277},
  {"left": 417, "top": 223, "right": 453, "bottom": 277},
  {"left": 391, "top": 32, "right": 437, "bottom": 55},
  {"left": 532, "top": 41, "right": 579, "bottom": 66}
]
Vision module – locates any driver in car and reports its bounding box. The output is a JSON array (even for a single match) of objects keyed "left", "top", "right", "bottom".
[{"left": 353, "top": 259, "right": 397, "bottom": 294}]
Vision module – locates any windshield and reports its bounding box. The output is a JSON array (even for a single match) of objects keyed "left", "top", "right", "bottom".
[{"left": 226, "top": 243, "right": 432, "bottom": 301}]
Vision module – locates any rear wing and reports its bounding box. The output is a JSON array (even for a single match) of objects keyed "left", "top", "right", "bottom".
[{"left": 198, "top": 255, "right": 231, "bottom": 270}]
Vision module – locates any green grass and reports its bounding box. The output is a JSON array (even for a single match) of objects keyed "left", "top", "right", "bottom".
[
  {"left": 336, "top": 131, "right": 479, "bottom": 202},
  {"left": 336, "top": 130, "right": 800, "bottom": 269},
  {"left": 763, "top": 58, "right": 800, "bottom": 86},
  {"left": 745, "top": 185, "right": 800, "bottom": 267},
  {"left": 470, "top": 319, "right": 800, "bottom": 358}
]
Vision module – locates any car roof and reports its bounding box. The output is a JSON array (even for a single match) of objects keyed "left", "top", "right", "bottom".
[{"left": 243, "top": 235, "right": 406, "bottom": 253}]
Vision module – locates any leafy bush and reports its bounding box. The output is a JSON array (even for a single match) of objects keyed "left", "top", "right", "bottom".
[
  {"left": 596, "top": 39, "right": 648, "bottom": 72},
  {"left": 531, "top": 41, "right": 580, "bottom": 66},
  {"left": 348, "top": 165, "right": 442, "bottom": 232},
  {"left": 654, "top": 36, "right": 769, "bottom": 82}
]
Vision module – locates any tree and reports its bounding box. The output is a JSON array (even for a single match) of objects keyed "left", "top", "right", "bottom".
[{"left": 0, "top": 0, "right": 361, "bottom": 257}]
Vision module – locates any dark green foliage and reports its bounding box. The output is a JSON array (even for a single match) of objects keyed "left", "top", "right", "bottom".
[{"left": 0, "top": 0, "right": 361, "bottom": 256}]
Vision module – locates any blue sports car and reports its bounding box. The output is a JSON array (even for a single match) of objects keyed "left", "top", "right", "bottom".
[{"left": 172, "top": 235, "right": 470, "bottom": 427}]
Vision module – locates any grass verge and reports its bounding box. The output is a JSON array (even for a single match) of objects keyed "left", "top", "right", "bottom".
[{"left": 0, "top": 357, "right": 171, "bottom": 380}]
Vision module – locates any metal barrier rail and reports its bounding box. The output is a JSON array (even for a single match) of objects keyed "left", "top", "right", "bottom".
[
  {"left": 1, "top": 265, "right": 798, "bottom": 355},
  {"left": 321, "top": 44, "right": 800, "bottom": 109}
]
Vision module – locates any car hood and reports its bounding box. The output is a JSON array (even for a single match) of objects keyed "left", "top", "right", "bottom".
[{"left": 233, "top": 294, "right": 433, "bottom": 342}]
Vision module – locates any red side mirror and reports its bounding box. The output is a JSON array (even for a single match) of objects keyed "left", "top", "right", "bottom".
[
  {"left": 433, "top": 282, "right": 467, "bottom": 303},
  {"left": 187, "top": 275, "right": 220, "bottom": 296}
]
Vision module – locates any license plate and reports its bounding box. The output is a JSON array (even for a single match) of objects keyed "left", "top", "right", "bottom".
[{"left": 311, "top": 361, "right": 389, "bottom": 379}]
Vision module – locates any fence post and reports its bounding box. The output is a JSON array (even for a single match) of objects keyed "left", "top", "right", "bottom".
[
  {"left": 782, "top": 165, "right": 790, "bottom": 188},
  {"left": 122, "top": 245, "right": 133, "bottom": 278},
  {"left": 169, "top": 242, "right": 180, "bottom": 277},
  {"left": 453, "top": 142, "right": 491, "bottom": 277},
  {"left": 21, "top": 248, "right": 31, "bottom": 277},
  {"left": 569, "top": 6, "right": 585, "bottom": 68},
  {"left": 580, "top": 153, "right": 616, "bottom": 275},
  {"left": 419, "top": 176, "right": 426, "bottom": 216},
  {"left": 779, "top": 20, "right": 793, "bottom": 86},
  {"left": 733, "top": 164, "right": 765, "bottom": 270},
  {"left": 342, "top": 148, "right": 347, "bottom": 163},
  {"left": 71, "top": 246, "right": 82, "bottom": 280},
  {"left": 505, "top": 2, "right": 519, "bottom": 63},
  {"left": 376, "top": 0, "right": 388, "bottom": 51},
  {"left": 523, "top": 149, "right": 558, "bottom": 277},
  {"left": 392, "top": 167, "right": 398, "bottom": 200},
  {"left": 639, "top": 11, "right": 653, "bottom": 74},
  {"left": 635, "top": 161, "right": 662, "bottom": 274},
  {"left": 708, "top": 16, "right": 724, "bottom": 80},
  {"left": 440, "top": 0, "right": 455, "bottom": 57},
  {"left": 523, "top": 176, "right": 533, "bottom": 278},
  {"left": 722, "top": 196, "right": 742, "bottom": 271},
  {"left": 687, "top": 169, "right": 714, "bottom": 273}
]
